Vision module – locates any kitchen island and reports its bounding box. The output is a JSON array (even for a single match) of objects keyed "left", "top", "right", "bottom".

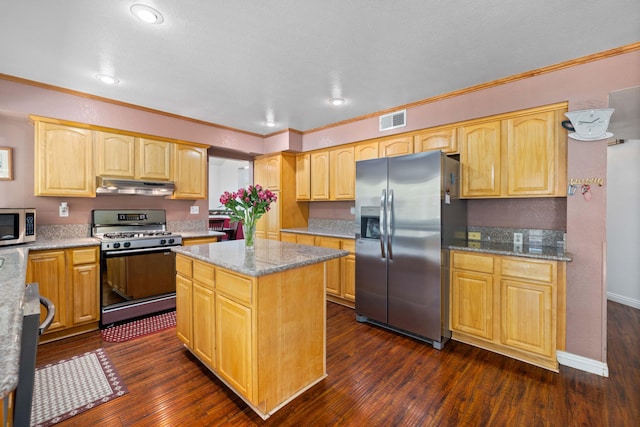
[{"left": 171, "top": 239, "right": 348, "bottom": 420}]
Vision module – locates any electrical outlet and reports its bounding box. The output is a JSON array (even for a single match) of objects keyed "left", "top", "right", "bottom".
[
  {"left": 514, "top": 233, "right": 523, "bottom": 245},
  {"left": 190, "top": 206, "right": 199, "bottom": 214},
  {"left": 468, "top": 232, "right": 481, "bottom": 241}
]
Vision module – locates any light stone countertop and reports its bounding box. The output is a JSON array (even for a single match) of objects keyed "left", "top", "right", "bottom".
[
  {"left": 172, "top": 238, "right": 348, "bottom": 277},
  {"left": 449, "top": 240, "right": 573, "bottom": 262},
  {"left": 280, "top": 227, "right": 354, "bottom": 240}
]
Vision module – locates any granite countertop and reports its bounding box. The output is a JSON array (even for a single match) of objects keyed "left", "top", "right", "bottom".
[
  {"left": 173, "top": 238, "right": 349, "bottom": 277},
  {"left": 449, "top": 240, "right": 573, "bottom": 262},
  {"left": 281, "top": 227, "right": 354, "bottom": 240}
]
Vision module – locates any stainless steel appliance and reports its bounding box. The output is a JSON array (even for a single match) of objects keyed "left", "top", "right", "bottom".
[
  {"left": 355, "top": 151, "right": 467, "bottom": 349},
  {"left": 13, "top": 283, "right": 54, "bottom": 427},
  {"left": 0, "top": 208, "right": 35, "bottom": 247},
  {"left": 91, "top": 209, "right": 182, "bottom": 326}
]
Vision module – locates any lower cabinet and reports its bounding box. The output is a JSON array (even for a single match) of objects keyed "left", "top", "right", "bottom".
[
  {"left": 27, "top": 246, "right": 100, "bottom": 343},
  {"left": 175, "top": 253, "right": 327, "bottom": 420},
  {"left": 182, "top": 236, "right": 220, "bottom": 246},
  {"left": 281, "top": 233, "right": 355, "bottom": 308},
  {"left": 449, "top": 250, "right": 565, "bottom": 372}
]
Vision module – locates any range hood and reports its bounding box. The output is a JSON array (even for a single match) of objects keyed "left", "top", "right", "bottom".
[{"left": 96, "top": 176, "right": 175, "bottom": 196}]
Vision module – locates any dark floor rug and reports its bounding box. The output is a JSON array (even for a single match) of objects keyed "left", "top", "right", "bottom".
[
  {"left": 31, "top": 348, "right": 127, "bottom": 427},
  {"left": 100, "top": 310, "right": 176, "bottom": 343}
]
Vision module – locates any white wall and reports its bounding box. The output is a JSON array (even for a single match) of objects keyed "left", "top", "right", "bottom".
[
  {"left": 208, "top": 157, "right": 250, "bottom": 210},
  {"left": 606, "top": 139, "right": 640, "bottom": 308}
]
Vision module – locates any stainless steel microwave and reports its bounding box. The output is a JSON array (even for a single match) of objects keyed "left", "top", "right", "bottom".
[{"left": 0, "top": 208, "right": 36, "bottom": 246}]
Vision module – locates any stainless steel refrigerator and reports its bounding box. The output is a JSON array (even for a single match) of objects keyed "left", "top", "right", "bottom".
[{"left": 355, "top": 151, "right": 467, "bottom": 349}]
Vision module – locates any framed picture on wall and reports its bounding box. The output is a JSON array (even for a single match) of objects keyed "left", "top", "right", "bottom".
[{"left": 0, "top": 147, "right": 13, "bottom": 180}]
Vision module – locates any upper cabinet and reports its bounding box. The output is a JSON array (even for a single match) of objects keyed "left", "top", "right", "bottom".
[
  {"left": 310, "top": 151, "right": 330, "bottom": 200},
  {"left": 354, "top": 141, "right": 379, "bottom": 161},
  {"left": 330, "top": 146, "right": 355, "bottom": 200},
  {"left": 295, "top": 153, "right": 311, "bottom": 201},
  {"left": 172, "top": 144, "right": 207, "bottom": 199},
  {"left": 460, "top": 104, "right": 567, "bottom": 198},
  {"left": 32, "top": 116, "right": 209, "bottom": 199},
  {"left": 414, "top": 125, "right": 458, "bottom": 154},
  {"left": 135, "top": 137, "right": 172, "bottom": 181},
  {"left": 34, "top": 121, "right": 95, "bottom": 197},
  {"left": 378, "top": 135, "right": 413, "bottom": 157}
]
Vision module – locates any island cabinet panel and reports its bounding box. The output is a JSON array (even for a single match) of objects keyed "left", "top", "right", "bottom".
[
  {"left": 26, "top": 246, "right": 100, "bottom": 343},
  {"left": 449, "top": 250, "right": 564, "bottom": 372},
  {"left": 174, "top": 252, "right": 327, "bottom": 419},
  {"left": 34, "top": 121, "right": 95, "bottom": 197}
]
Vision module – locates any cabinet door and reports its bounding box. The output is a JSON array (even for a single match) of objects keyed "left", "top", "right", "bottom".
[
  {"left": 330, "top": 146, "right": 355, "bottom": 200},
  {"left": 450, "top": 270, "right": 494, "bottom": 340},
  {"left": 264, "top": 156, "right": 281, "bottom": 190},
  {"left": 379, "top": 135, "right": 413, "bottom": 157},
  {"left": 70, "top": 262, "right": 99, "bottom": 325},
  {"left": 193, "top": 282, "right": 215, "bottom": 368},
  {"left": 342, "top": 253, "right": 356, "bottom": 302},
  {"left": 216, "top": 294, "right": 253, "bottom": 400},
  {"left": 295, "top": 153, "right": 311, "bottom": 200},
  {"left": 175, "top": 274, "right": 193, "bottom": 347},
  {"left": 34, "top": 122, "right": 95, "bottom": 197},
  {"left": 460, "top": 121, "right": 502, "bottom": 198},
  {"left": 265, "top": 190, "right": 281, "bottom": 240},
  {"left": 505, "top": 111, "right": 556, "bottom": 196},
  {"left": 316, "top": 237, "right": 342, "bottom": 296},
  {"left": 27, "top": 251, "right": 67, "bottom": 332},
  {"left": 280, "top": 233, "right": 297, "bottom": 243},
  {"left": 501, "top": 279, "right": 555, "bottom": 358},
  {"left": 173, "top": 144, "right": 207, "bottom": 199},
  {"left": 355, "top": 142, "right": 379, "bottom": 161},
  {"left": 136, "top": 138, "right": 172, "bottom": 180},
  {"left": 414, "top": 126, "right": 458, "bottom": 154},
  {"left": 310, "top": 151, "right": 330, "bottom": 200},
  {"left": 95, "top": 131, "right": 136, "bottom": 178}
]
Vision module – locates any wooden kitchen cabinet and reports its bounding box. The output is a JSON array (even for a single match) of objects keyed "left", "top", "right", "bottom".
[
  {"left": 378, "top": 135, "right": 413, "bottom": 157},
  {"left": 172, "top": 143, "right": 208, "bottom": 199},
  {"left": 175, "top": 255, "right": 193, "bottom": 347},
  {"left": 460, "top": 103, "right": 567, "bottom": 198},
  {"left": 330, "top": 146, "right": 355, "bottom": 200},
  {"left": 449, "top": 250, "right": 565, "bottom": 371},
  {"left": 295, "top": 153, "right": 311, "bottom": 200},
  {"left": 135, "top": 137, "right": 172, "bottom": 181},
  {"left": 355, "top": 141, "right": 379, "bottom": 161},
  {"left": 316, "top": 236, "right": 342, "bottom": 297},
  {"left": 310, "top": 151, "right": 330, "bottom": 200},
  {"left": 27, "top": 246, "right": 100, "bottom": 343},
  {"left": 34, "top": 120, "right": 95, "bottom": 197},
  {"left": 95, "top": 131, "right": 136, "bottom": 178},
  {"left": 192, "top": 262, "right": 216, "bottom": 368},
  {"left": 414, "top": 125, "right": 458, "bottom": 154},
  {"left": 254, "top": 153, "right": 308, "bottom": 241}
]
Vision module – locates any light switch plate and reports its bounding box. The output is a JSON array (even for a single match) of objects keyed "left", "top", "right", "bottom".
[
  {"left": 514, "top": 233, "right": 523, "bottom": 245},
  {"left": 190, "top": 206, "right": 199, "bottom": 214}
]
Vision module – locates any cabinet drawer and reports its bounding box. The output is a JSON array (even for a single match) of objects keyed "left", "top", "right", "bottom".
[
  {"left": 176, "top": 254, "right": 193, "bottom": 277},
  {"left": 316, "top": 236, "right": 341, "bottom": 249},
  {"left": 296, "top": 234, "right": 316, "bottom": 246},
  {"left": 193, "top": 260, "right": 215, "bottom": 288},
  {"left": 451, "top": 251, "right": 494, "bottom": 274},
  {"left": 501, "top": 258, "right": 555, "bottom": 283},
  {"left": 71, "top": 247, "right": 98, "bottom": 265},
  {"left": 341, "top": 239, "right": 355, "bottom": 253},
  {"left": 217, "top": 269, "right": 253, "bottom": 305}
]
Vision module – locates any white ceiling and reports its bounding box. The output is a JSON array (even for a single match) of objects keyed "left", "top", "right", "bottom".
[{"left": 1, "top": 1, "right": 639, "bottom": 135}]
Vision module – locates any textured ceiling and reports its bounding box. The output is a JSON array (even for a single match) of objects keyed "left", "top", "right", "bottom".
[{"left": 1, "top": 0, "right": 639, "bottom": 135}]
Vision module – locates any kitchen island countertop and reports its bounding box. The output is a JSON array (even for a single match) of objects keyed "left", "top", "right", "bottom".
[{"left": 172, "top": 238, "right": 348, "bottom": 277}]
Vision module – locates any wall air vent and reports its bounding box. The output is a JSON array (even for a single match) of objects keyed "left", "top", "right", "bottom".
[{"left": 379, "top": 109, "right": 406, "bottom": 131}]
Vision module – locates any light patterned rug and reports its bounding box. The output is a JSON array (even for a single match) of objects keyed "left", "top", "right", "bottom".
[
  {"left": 100, "top": 310, "right": 176, "bottom": 343},
  {"left": 31, "top": 348, "right": 127, "bottom": 427}
]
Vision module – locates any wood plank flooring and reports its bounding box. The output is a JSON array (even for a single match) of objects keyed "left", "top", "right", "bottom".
[{"left": 35, "top": 301, "right": 639, "bottom": 426}]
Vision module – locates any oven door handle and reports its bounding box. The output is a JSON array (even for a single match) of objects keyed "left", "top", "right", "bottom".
[{"left": 104, "top": 247, "right": 176, "bottom": 256}]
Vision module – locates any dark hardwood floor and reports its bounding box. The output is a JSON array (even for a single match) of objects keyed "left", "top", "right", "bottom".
[{"left": 35, "top": 301, "right": 639, "bottom": 426}]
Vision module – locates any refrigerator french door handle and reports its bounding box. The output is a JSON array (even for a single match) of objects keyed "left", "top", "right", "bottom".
[
  {"left": 380, "top": 189, "right": 386, "bottom": 259},
  {"left": 387, "top": 189, "right": 393, "bottom": 260}
]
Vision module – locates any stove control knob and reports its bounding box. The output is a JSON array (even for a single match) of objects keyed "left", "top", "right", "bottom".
[
  {"left": 124, "top": 242, "right": 131, "bottom": 248},
  {"left": 168, "top": 238, "right": 175, "bottom": 244},
  {"left": 113, "top": 243, "right": 120, "bottom": 249},
  {"left": 160, "top": 239, "right": 167, "bottom": 245}
]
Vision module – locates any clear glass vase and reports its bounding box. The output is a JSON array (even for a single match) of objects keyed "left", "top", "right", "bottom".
[{"left": 242, "top": 223, "right": 256, "bottom": 250}]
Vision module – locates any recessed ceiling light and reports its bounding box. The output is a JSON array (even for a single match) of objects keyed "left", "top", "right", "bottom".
[
  {"left": 264, "top": 121, "right": 276, "bottom": 128},
  {"left": 330, "top": 97, "right": 346, "bottom": 106},
  {"left": 96, "top": 74, "right": 119, "bottom": 85},
  {"left": 130, "top": 4, "right": 164, "bottom": 24}
]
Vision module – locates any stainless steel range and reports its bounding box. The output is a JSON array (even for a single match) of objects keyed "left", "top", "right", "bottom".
[{"left": 92, "top": 209, "right": 182, "bottom": 326}]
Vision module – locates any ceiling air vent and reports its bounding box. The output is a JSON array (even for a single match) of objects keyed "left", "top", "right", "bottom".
[{"left": 379, "top": 110, "right": 406, "bottom": 131}]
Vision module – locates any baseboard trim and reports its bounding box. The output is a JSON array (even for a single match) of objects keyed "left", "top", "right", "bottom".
[
  {"left": 607, "top": 292, "right": 640, "bottom": 309},
  {"left": 557, "top": 351, "right": 609, "bottom": 377}
]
